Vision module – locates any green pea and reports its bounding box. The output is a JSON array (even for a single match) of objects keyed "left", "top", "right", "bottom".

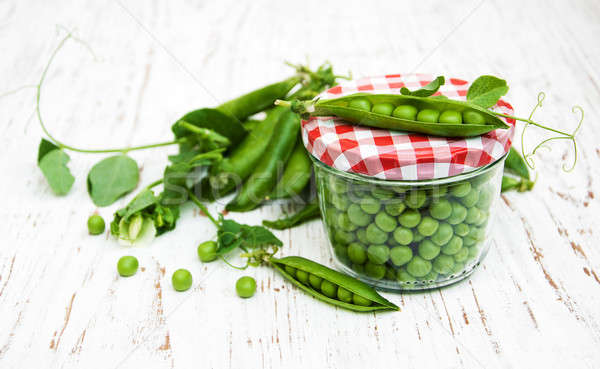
[
  {"left": 235, "top": 276, "right": 256, "bottom": 298},
  {"left": 337, "top": 213, "right": 358, "bottom": 232},
  {"left": 413, "top": 231, "right": 425, "bottom": 242},
  {"left": 336, "top": 286, "right": 353, "bottom": 303},
  {"left": 375, "top": 212, "right": 397, "bottom": 232},
  {"left": 321, "top": 280, "right": 338, "bottom": 298},
  {"left": 406, "top": 256, "right": 432, "bottom": 277},
  {"left": 371, "top": 187, "right": 395, "bottom": 199},
  {"left": 366, "top": 223, "right": 388, "bottom": 244},
  {"left": 447, "top": 202, "right": 467, "bottom": 225},
  {"left": 390, "top": 246, "right": 413, "bottom": 266},
  {"left": 454, "top": 223, "right": 469, "bottom": 237},
  {"left": 430, "top": 199, "right": 452, "bottom": 220},
  {"left": 468, "top": 246, "right": 480, "bottom": 260},
  {"left": 333, "top": 230, "right": 355, "bottom": 244},
  {"left": 441, "top": 236, "right": 463, "bottom": 255},
  {"left": 428, "top": 186, "right": 448, "bottom": 198},
  {"left": 468, "top": 226, "right": 485, "bottom": 241},
  {"left": 418, "top": 240, "right": 441, "bottom": 260},
  {"left": 463, "top": 236, "right": 478, "bottom": 247},
  {"left": 393, "top": 227, "right": 413, "bottom": 245},
  {"left": 332, "top": 193, "right": 350, "bottom": 211},
  {"left": 348, "top": 243, "right": 368, "bottom": 264},
  {"left": 417, "top": 216, "right": 439, "bottom": 237},
  {"left": 416, "top": 109, "right": 440, "bottom": 123},
  {"left": 328, "top": 177, "right": 348, "bottom": 194},
  {"left": 452, "top": 261, "right": 466, "bottom": 275},
  {"left": 392, "top": 105, "right": 418, "bottom": 120},
  {"left": 419, "top": 270, "right": 439, "bottom": 282},
  {"left": 87, "top": 214, "right": 105, "bottom": 235},
  {"left": 356, "top": 228, "right": 369, "bottom": 244},
  {"left": 450, "top": 182, "right": 471, "bottom": 197},
  {"left": 352, "top": 263, "right": 365, "bottom": 274},
  {"left": 367, "top": 245, "right": 390, "bottom": 264},
  {"left": 197, "top": 240, "right": 218, "bottom": 262},
  {"left": 172, "top": 269, "right": 193, "bottom": 292},
  {"left": 371, "top": 102, "right": 395, "bottom": 116},
  {"left": 117, "top": 256, "right": 138, "bottom": 277},
  {"left": 385, "top": 267, "right": 396, "bottom": 280},
  {"left": 334, "top": 244, "right": 349, "bottom": 263},
  {"left": 385, "top": 201, "right": 406, "bottom": 216},
  {"left": 405, "top": 190, "right": 427, "bottom": 209},
  {"left": 309, "top": 274, "right": 323, "bottom": 290},
  {"left": 285, "top": 265, "right": 296, "bottom": 275},
  {"left": 433, "top": 254, "right": 455, "bottom": 275},
  {"left": 476, "top": 211, "right": 489, "bottom": 227},
  {"left": 431, "top": 223, "right": 454, "bottom": 246},
  {"left": 360, "top": 197, "right": 381, "bottom": 214},
  {"left": 352, "top": 293, "right": 373, "bottom": 306},
  {"left": 347, "top": 204, "right": 371, "bottom": 227},
  {"left": 463, "top": 111, "right": 486, "bottom": 124},
  {"left": 454, "top": 247, "right": 469, "bottom": 262},
  {"left": 461, "top": 189, "right": 480, "bottom": 207},
  {"left": 398, "top": 209, "right": 421, "bottom": 228},
  {"left": 296, "top": 269, "right": 310, "bottom": 284},
  {"left": 465, "top": 207, "right": 481, "bottom": 224},
  {"left": 477, "top": 189, "right": 494, "bottom": 209},
  {"left": 438, "top": 110, "right": 463, "bottom": 124},
  {"left": 397, "top": 269, "right": 417, "bottom": 283},
  {"left": 365, "top": 262, "right": 386, "bottom": 280},
  {"left": 349, "top": 98, "right": 372, "bottom": 111}
]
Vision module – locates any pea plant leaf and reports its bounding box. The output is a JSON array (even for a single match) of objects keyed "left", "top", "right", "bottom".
[
  {"left": 115, "top": 188, "right": 158, "bottom": 221},
  {"left": 171, "top": 108, "right": 246, "bottom": 147},
  {"left": 38, "top": 148, "right": 75, "bottom": 196},
  {"left": 38, "top": 138, "right": 60, "bottom": 163},
  {"left": 216, "top": 217, "right": 282, "bottom": 256},
  {"left": 467, "top": 75, "right": 509, "bottom": 108},
  {"left": 87, "top": 155, "right": 139, "bottom": 207},
  {"left": 400, "top": 76, "right": 445, "bottom": 97}
]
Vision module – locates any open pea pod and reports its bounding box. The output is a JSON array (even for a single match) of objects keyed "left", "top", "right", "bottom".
[
  {"left": 304, "top": 93, "right": 509, "bottom": 137},
  {"left": 269, "top": 256, "right": 399, "bottom": 312}
]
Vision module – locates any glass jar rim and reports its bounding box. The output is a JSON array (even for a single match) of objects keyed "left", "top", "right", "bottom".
[{"left": 310, "top": 152, "right": 507, "bottom": 187}]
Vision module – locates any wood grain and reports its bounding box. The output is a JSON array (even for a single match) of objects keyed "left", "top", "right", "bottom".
[{"left": 1, "top": 0, "right": 599, "bottom": 368}]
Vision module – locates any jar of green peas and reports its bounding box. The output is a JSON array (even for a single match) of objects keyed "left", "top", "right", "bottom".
[{"left": 302, "top": 74, "right": 514, "bottom": 291}]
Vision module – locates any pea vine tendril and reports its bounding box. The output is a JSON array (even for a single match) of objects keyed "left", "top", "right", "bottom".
[
  {"left": 493, "top": 92, "right": 583, "bottom": 172},
  {"left": 33, "top": 28, "right": 186, "bottom": 154}
]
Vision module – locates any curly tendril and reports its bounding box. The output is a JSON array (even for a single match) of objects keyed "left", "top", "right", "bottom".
[{"left": 494, "top": 92, "right": 583, "bottom": 173}]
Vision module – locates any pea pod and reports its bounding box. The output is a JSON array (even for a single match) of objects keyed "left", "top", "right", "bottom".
[
  {"left": 501, "top": 175, "right": 535, "bottom": 192},
  {"left": 504, "top": 147, "right": 530, "bottom": 180},
  {"left": 226, "top": 110, "right": 300, "bottom": 212},
  {"left": 262, "top": 200, "right": 321, "bottom": 230},
  {"left": 269, "top": 137, "right": 312, "bottom": 199},
  {"left": 287, "top": 93, "right": 509, "bottom": 137},
  {"left": 209, "top": 107, "right": 289, "bottom": 199},
  {"left": 217, "top": 76, "right": 301, "bottom": 121},
  {"left": 270, "top": 256, "right": 398, "bottom": 312}
]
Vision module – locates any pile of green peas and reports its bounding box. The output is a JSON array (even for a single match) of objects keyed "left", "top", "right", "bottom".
[
  {"left": 317, "top": 165, "right": 500, "bottom": 289},
  {"left": 348, "top": 97, "right": 487, "bottom": 125}
]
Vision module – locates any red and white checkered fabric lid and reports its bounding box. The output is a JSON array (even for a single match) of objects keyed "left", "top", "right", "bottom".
[{"left": 301, "top": 73, "right": 515, "bottom": 181}]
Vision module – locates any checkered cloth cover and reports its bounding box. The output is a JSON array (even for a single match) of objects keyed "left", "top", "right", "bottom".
[{"left": 301, "top": 73, "right": 515, "bottom": 180}]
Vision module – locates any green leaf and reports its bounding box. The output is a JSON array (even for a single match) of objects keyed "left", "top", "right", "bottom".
[
  {"left": 38, "top": 138, "right": 59, "bottom": 163},
  {"left": 467, "top": 75, "right": 509, "bottom": 108},
  {"left": 116, "top": 189, "right": 158, "bottom": 221},
  {"left": 39, "top": 149, "right": 75, "bottom": 195},
  {"left": 400, "top": 76, "right": 445, "bottom": 97},
  {"left": 215, "top": 217, "right": 282, "bottom": 256},
  {"left": 161, "top": 162, "right": 192, "bottom": 206},
  {"left": 171, "top": 108, "right": 247, "bottom": 147},
  {"left": 87, "top": 155, "right": 139, "bottom": 207},
  {"left": 240, "top": 225, "right": 283, "bottom": 248}
]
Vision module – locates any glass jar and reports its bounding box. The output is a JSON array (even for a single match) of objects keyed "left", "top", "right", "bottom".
[{"left": 312, "top": 155, "right": 506, "bottom": 291}]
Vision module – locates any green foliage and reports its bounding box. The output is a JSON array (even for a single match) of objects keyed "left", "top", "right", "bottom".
[
  {"left": 171, "top": 108, "right": 247, "bottom": 150},
  {"left": 401, "top": 76, "right": 445, "bottom": 97},
  {"left": 215, "top": 215, "right": 283, "bottom": 257},
  {"left": 38, "top": 143, "right": 75, "bottom": 196},
  {"left": 87, "top": 155, "right": 139, "bottom": 206},
  {"left": 467, "top": 75, "right": 509, "bottom": 108}
]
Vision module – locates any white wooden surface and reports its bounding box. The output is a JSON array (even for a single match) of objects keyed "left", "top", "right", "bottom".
[{"left": 1, "top": 0, "right": 599, "bottom": 368}]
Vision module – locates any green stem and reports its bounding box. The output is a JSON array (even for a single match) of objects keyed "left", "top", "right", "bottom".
[
  {"left": 36, "top": 31, "right": 185, "bottom": 155},
  {"left": 188, "top": 189, "right": 219, "bottom": 227},
  {"left": 145, "top": 178, "right": 163, "bottom": 190},
  {"left": 492, "top": 112, "right": 572, "bottom": 137}
]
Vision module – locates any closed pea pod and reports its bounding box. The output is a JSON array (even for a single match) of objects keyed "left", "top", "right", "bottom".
[
  {"left": 269, "top": 256, "right": 398, "bottom": 312},
  {"left": 227, "top": 110, "right": 300, "bottom": 212},
  {"left": 269, "top": 137, "right": 312, "bottom": 199}
]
